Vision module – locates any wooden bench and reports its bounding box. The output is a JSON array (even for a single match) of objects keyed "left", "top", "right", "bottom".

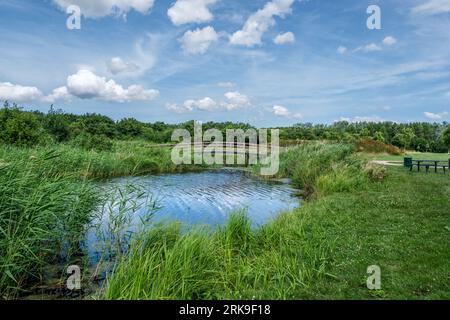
[{"left": 404, "top": 157, "right": 450, "bottom": 173}]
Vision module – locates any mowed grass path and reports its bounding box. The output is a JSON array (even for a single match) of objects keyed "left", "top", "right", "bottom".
[{"left": 300, "top": 165, "right": 450, "bottom": 299}]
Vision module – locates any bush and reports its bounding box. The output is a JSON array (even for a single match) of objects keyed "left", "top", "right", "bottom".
[
  {"left": 355, "top": 139, "right": 402, "bottom": 155},
  {"left": 364, "top": 162, "right": 386, "bottom": 182},
  {"left": 0, "top": 107, "right": 43, "bottom": 146}
]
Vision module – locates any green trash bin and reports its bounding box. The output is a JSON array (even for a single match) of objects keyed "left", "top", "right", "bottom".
[{"left": 404, "top": 157, "right": 412, "bottom": 168}]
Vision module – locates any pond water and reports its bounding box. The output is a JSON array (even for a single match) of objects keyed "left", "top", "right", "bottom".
[{"left": 86, "top": 169, "right": 300, "bottom": 263}]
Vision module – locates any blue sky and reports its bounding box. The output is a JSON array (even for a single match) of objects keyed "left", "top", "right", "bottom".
[{"left": 0, "top": 0, "right": 449, "bottom": 127}]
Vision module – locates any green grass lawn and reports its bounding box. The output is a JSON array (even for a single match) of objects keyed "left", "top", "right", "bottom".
[{"left": 298, "top": 165, "right": 450, "bottom": 299}]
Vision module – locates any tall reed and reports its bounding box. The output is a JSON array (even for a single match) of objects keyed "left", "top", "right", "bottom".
[{"left": 0, "top": 150, "right": 98, "bottom": 298}]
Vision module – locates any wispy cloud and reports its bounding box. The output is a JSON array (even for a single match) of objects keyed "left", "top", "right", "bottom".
[
  {"left": 424, "top": 111, "right": 449, "bottom": 120},
  {"left": 411, "top": 0, "right": 450, "bottom": 15}
]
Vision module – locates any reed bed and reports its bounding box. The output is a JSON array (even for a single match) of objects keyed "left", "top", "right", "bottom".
[
  {"left": 104, "top": 143, "right": 367, "bottom": 299},
  {"left": 0, "top": 150, "right": 98, "bottom": 298}
]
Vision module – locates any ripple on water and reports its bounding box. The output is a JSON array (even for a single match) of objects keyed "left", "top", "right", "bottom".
[{"left": 86, "top": 169, "right": 300, "bottom": 261}]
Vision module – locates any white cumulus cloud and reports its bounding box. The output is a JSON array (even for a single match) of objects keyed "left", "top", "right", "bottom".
[
  {"left": 107, "top": 57, "right": 140, "bottom": 75},
  {"left": 273, "top": 105, "right": 302, "bottom": 119},
  {"left": 229, "top": 0, "right": 295, "bottom": 47},
  {"left": 179, "top": 26, "right": 218, "bottom": 55},
  {"left": 222, "top": 91, "right": 251, "bottom": 110},
  {"left": 65, "top": 69, "right": 159, "bottom": 102},
  {"left": 184, "top": 97, "right": 218, "bottom": 111},
  {"left": 0, "top": 82, "right": 43, "bottom": 102},
  {"left": 52, "top": 0, "right": 155, "bottom": 18},
  {"left": 168, "top": 0, "right": 218, "bottom": 25},
  {"left": 274, "top": 32, "right": 295, "bottom": 45},
  {"left": 355, "top": 36, "right": 397, "bottom": 53},
  {"left": 383, "top": 36, "right": 397, "bottom": 46},
  {"left": 167, "top": 92, "right": 251, "bottom": 113},
  {"left": 166, "top": 97, "right": 218, "bottom": 113},
  {"left": 166, "top": 103, "right": 189, "bottom": 114},
  {"left": 43, "top": 86, "right": 72, "bottom": 103}
]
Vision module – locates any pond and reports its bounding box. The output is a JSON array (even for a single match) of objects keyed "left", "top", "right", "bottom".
[{"left": 86, "top": 169, "right": 300, "bottom": 263}]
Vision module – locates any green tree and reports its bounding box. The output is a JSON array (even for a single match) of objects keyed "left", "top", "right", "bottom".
[
  {"left": 70, "top": 113, "right": 117, "bottom": 139},
  {"left": 443, "top": 126, "right": 450, "bottom": 152},
  {"left": 402, "top": 128, "right": 416, "bottom": 150},
  {"left": 393, "top": 133, "right": 406, "bottom": 150},
  {"left": 0, "top": 107, "right": 43, "bottom": 146},
  {"left": 44, "top": 106, "right": 71, "bottom": 142},
  {"left": 373, "top": 131, "right": 385, "bottom": 143},
  {"left": 117, "top": 118, "right": 143, "bottom": 139}
]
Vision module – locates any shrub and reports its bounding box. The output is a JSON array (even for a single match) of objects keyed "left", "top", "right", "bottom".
[
  {"left": 364, "top": 162, "right": 386, "bottom": 182},
  {"left": 0, "top": 107, "right": 43, "bottom": 146},
  {"left": 355, "top": 139, "right": 402, "bottom": 155}
]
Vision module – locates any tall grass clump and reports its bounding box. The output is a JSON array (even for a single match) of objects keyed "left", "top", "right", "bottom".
[
  {"left": 278, "top": 143, "right": 363, "bottom": 196},
  {"left": 315, "top": 164, "right": 368, "bottom": 196},
  {"left": 0, "top": 149, "right": 98, "bottom": 298},
  {"left": 104, "top": 211, "right": 331, "bottom": 300},
  {"left": 0, "top": 141, "right": 203, "bottom": 180}
]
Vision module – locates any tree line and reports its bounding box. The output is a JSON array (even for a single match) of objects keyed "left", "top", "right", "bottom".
[
  {"left": 1, "top": 102, "right": 449, "bottom": 153},
  {"left": 278, "top": 121, "right": 450, "bottom": 153}
]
